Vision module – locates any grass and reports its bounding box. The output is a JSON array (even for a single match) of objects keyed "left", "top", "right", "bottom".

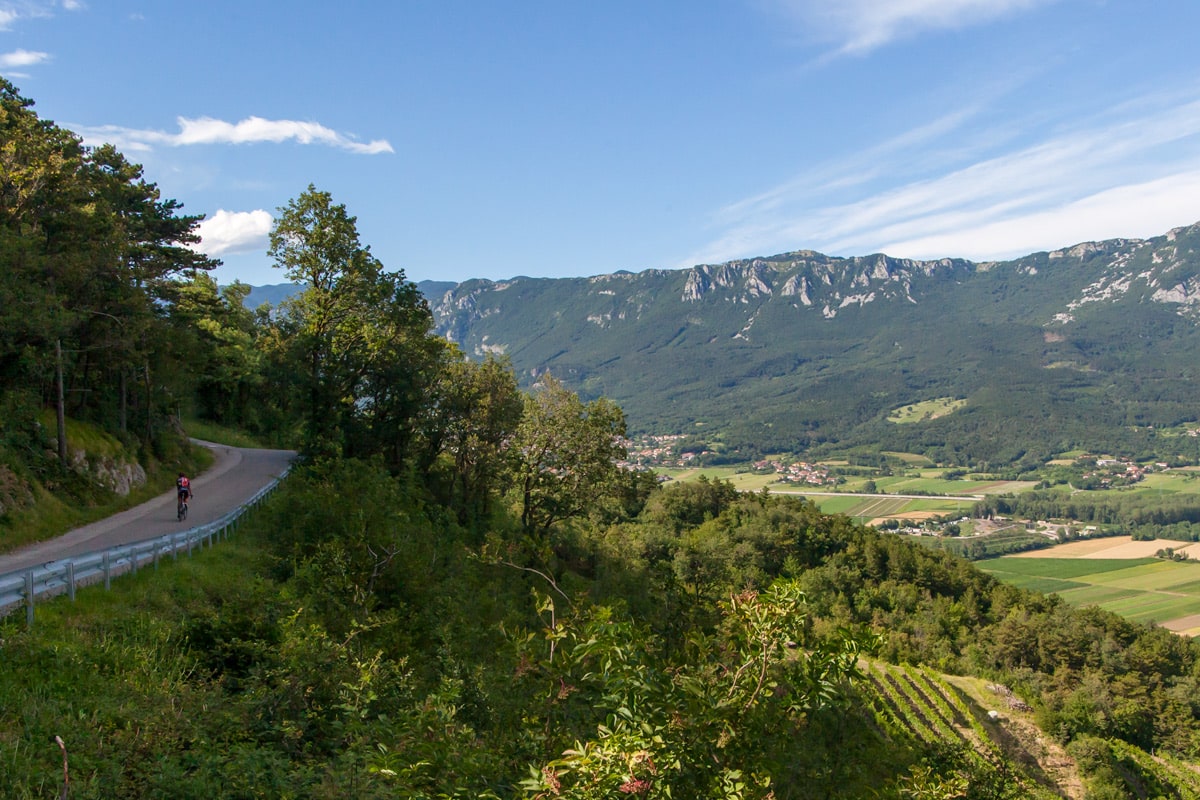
[
  {"left": 977, "top": 558, "right": 1153, "bottom": 579},
  {"left": 880, "top": 451, "right": 935, "bottom": 465},
  {"left": 980, "top": 557, "right": 1200, "bottom": 628},
  {"left": 181, "top": 416, "right": 273, "bottom": 449},
  {"left": 887, "top": 397, "right": 968, "bottom": 424},
  {"left": 765, "top": 489, "right": 970, "bottom": 519},
  {"left": 655, "top": 468, "right": 975, "bottom": 520},
  {"left": 874, "top": 476, "right": 990, "bottom": 496},
  {"left": 657, "top": 467, "right": 781, "bottom": 492},
  {"left": 807, "top": 495, "right": 863, "bottom": 514},
  {"left": 37, "top": 410, "right": 126, "bottom": 458},
  {"left": 1119, "top": 471, "right": 1200, "bottom": 495},
  {"left": 0, "top": 512, "right": 278, "bottom": 798}
]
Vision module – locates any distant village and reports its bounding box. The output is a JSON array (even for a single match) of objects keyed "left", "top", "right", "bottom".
[
  {"left": 623, "top": 434, "right": 836, "bottom": 486},
  {"left": 748, "top": 458, "right": 836, "bottom": 486},
  {"left": 1069, "top": 456, "right": 1158, "bottom": 489}
]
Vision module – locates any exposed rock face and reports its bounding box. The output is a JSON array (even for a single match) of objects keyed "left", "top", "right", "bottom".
[
  {"left": 66, "top": 448, "right": 147, "bottom": 497},
  {"left": 668, "top": 252, "right": 967, "bottom": 318},
  {"left": 92, "top": 457, "right": 148, "bottom": 496},
  {"left": 428, "top": 222, "right": 1200, "bottom": 344}
]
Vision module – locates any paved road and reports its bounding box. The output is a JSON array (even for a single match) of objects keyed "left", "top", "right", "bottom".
[{"left": 0, "top": 442, "right": 295, "bottom": 575}]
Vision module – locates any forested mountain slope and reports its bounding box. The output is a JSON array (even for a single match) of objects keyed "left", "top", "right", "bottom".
[
  {"left": 425, "top": 225, "right": 1200, "bottom": 466},
  {"left": 7, "top": 75, "right": 1200, "bottom": 798}
]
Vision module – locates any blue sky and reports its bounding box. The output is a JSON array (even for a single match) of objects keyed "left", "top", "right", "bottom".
[{"left": 5, "top": 1, "right": 1200, "bottom": 287}]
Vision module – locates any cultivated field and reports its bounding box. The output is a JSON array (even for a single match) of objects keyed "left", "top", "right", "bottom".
[
  {"left": 657, "top": 467, "right": 780, "bottom": 491},
  {"left": 868, "top": 475, "right": 1036, "bottom": 496},
  {"left": 981, "top": 540, "right": 1200, "bottom": 635},
  {"left": 1007, "top": 536, "right": 1200, "bottom": 560},
  {"left": 774, "top": 493, "right": 965, "bottom": 521}
]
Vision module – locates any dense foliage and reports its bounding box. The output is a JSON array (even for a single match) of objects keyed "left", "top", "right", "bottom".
[
  {"left": 5, "top": 79, "right": 1200, "bottom": 799},
  {"left": 7, "top": 465, "right": 1200, "bottom": 797},
  {"left": 0, "top": 79, "right": 219, "bottom": 528}
]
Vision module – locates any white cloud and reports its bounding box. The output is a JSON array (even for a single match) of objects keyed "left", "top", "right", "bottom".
[
  {"left": 879, "top": 172, "right": 1200, "bottom": 261},
  {"left": 0, "top": 0, "right": 78, "bottom": 29},
  {"left": 0, "top": 48, "right": 49, "bottom": 68},
  {"left": 685, "top": 90, "right": 1200, "bottom": 267},
  {"left": 770, "top": 0, "right": 1058, "bottom": 55},
  {"left": 190, "top": 209, "right": 273, "bottom": 257},
  {"left": 76, "top": 115, "right": 394, "bottom": 155}
]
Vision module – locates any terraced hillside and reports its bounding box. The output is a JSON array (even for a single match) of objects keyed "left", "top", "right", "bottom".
[{"left": 860, "top": 661, "right": 1200, "bottom": 798}]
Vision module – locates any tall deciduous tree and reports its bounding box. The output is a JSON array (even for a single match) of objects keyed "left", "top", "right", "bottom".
[
  {"left": 421, "top": 353, "right": 524, "bottom": 524},
  {"left": 509, "top": 374, "right": 628, "bottom": 538},
  {"left": 172, "top": 275, "right": 263, "bottom": 427},
  {"left": 268, "top": 185, "right": 439, "bottom": 466},
  {"left": 269, "top": 185, "right": 364, "bottom": 453}
]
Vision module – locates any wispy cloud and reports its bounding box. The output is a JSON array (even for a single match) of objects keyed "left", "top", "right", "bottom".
[
  {"left": 191, "top": 209, "right": 273, "bottom": 257},
  {"left": 0, "top": 0, "right": 80, "bottom": 30},
  {"left": 0, "top": 48, "right": 49, "bottom": 68},
  {"left": 684, "top": 90, "right": 1200, "bottom": 266},
  {"left": 77, "top": 116, "right": 394, "bottom": 155},
  {"left": 769, "top": 0, "right": 1058, "bottom": 56}
]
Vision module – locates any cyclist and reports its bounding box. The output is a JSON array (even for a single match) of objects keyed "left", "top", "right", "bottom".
[{"left": 176, "top": 472, "right": 193, "bottom": 516}]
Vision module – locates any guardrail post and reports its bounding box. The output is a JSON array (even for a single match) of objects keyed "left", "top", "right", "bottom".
[
  {"left": 103, "top": 552, "right": 111, "bottom": 590},
  {"left": 67, "top": 562, "right": 76, "bottom": 601},
  {"left": 131, "top": 546, "right": 139, "bottom": 575},
  {"left": 24, "top": 570, "right": 34, "bottom": 628}
]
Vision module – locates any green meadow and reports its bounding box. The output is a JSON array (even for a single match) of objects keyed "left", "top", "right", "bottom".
[
  {"left": 886, "top": 397, "right": 968, "bottom": 424},
  {"left": 980, "top": 556, "right": 1200, "bottom": 629},
  {"left": 779, "top": 493, "right": 963, "bottom": 519}
]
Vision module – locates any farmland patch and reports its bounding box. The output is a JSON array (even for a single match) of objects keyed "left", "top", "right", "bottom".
[
  {"left": 981, "top": 556, "right": 1200, "bottom": 635},
  {"left": 887, "top": 397, "right": 967, "bottom": 424}
]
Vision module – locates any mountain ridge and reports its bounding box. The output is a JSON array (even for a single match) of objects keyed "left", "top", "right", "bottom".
[
  {"left": 424, "top": 221, "right": 1200, "bottom": 466},
  {"left": 243, "top": 221, "right": 1200, "bottom": 467}
]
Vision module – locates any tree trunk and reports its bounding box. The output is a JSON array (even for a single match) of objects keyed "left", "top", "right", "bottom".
[
  {"left": 143, "top": 362, "right": 152, "bottom": 442},
  {"left": 55, "top": 338, "right": 67, "bottom": 462},
  {"left": 119, "top": 370, "right": 127, "bottom": 433}
]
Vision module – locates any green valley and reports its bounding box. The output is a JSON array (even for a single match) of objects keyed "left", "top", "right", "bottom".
[{"left": 7, "top": 76, "right": 1200, "bottom": 799}]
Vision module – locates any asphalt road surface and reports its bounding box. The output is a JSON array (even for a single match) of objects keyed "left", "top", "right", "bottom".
[{"left": 0, "top": 442, "right": 295, "bottom": 575}]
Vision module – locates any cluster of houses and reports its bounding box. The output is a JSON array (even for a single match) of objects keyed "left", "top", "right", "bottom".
[
  {"left": 623, "top": 434, "right": 711, "bottom": 469},
  {"left": 1077, "top": 456, "right": 1158, "bottom": 488},
  {"left": 751, "top": 459, "right": 836, "bottom": 486}
]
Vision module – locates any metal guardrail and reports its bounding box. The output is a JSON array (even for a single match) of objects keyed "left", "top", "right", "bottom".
[{"left": 0, "top": 467, "right": 290, "bottom": 627}]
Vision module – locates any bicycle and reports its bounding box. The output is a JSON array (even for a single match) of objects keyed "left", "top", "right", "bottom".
[{"left": 177, "top": 493, "right": 189, "bottom": 522}]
